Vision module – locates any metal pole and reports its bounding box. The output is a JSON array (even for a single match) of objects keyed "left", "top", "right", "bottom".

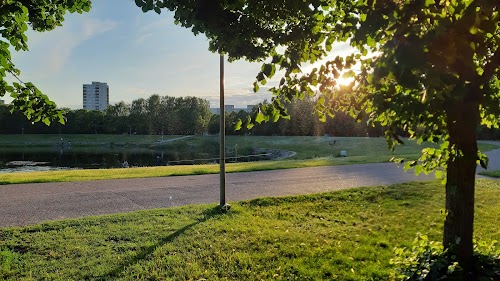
[{"left": 219, "top": 54, "right": 227, "bottom": 208}]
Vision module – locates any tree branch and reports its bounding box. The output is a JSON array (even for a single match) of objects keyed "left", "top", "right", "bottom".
[{"left": 481, "top": 50, "right": 500, "bottom": 84}]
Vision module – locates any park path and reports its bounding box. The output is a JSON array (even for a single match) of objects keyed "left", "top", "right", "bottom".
[
  {"left": 156, "top": 135, "right": 192, "bottom": 143},
  {"left": 0, "top": 141, "right": 499, "bottom": 228}
]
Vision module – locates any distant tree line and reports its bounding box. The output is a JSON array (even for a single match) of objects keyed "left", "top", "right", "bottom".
[
  {"left": 0, "top": 95, "right": 211, "bottom": 135},
  {"left": 0, "top": 94, "right": 498, "bottom": 139},
  {"left": 210, "top": 98, "right": 385, "bottom": 137}
]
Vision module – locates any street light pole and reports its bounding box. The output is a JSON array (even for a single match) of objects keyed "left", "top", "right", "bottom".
[{"left": 219, "top": 54, "right": 229, "bottom": 210}]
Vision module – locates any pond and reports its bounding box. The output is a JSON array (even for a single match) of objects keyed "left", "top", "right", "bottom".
[
  {"left": 0, "top": 142, "right": 269, "bottom": 173},
  {"left": 0, "top": 143, "right": 219, "bottom": 173}
]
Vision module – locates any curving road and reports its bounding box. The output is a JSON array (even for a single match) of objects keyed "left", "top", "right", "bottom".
[{"left": 1, "top": 142, "right": 499, "bottom": 228}]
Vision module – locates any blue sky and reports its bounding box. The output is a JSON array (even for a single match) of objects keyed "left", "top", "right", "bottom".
[{"left": 9, "top": 0, "right": 352, "bottom": 109}]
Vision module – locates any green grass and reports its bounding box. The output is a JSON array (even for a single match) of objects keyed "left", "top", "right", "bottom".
[
  {"left": 0, "top": 180, "right": 499, "bottom": 280},
  {"left": 0, "top": 134, "right": 183, "bottom": 147},
  {"left": 479, "top": 170, "right": 500, "bottom": 178},
  {"left": 0, "top": 134, "right": 435, "bottom": 159},
  {"left": 0, "top": 157, "right": 392, "bottom": 185},
  {"left": 1, "top": 135, "right": 496, "bottom": 159}
]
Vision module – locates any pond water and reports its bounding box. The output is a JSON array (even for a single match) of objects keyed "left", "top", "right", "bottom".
[
  {"left": 0, "top": 144, "right": 268, "bottom": 173},
  {"left": 0, "top": 145, "right": 220, "bottom": 173}
]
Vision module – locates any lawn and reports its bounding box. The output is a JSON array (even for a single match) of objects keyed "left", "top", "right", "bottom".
[
  {"left": 0, "top": 134, "right": 182, "bottom": 147},
  {"left": 0, "top": 157, "right": 408, "bottom": 185},
  {"left": 1, "top": 135, "right": 497, "bottom": 160},
  {"left": 0, "top": 180, "right": 499, "bottom": 280},
  {"left": 479, "top": 170, "right": 500, "bottom": 178}
]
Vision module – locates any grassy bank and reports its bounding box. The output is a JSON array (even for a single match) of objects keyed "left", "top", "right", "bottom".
[
  {"left": 0, "top": 134, "right": 182, "bottom": 147},
  {"left": 0, "top": 156, "right": 393, "bottom": 185},
  {"left": 0, "top": 134, "right": 450, "bottom": 160},
  {"left": 0, "top": 180, "right": 499, "bottom": 280},
  {"left": 479, "top": 170, "right": 500, "bottom": 178}
]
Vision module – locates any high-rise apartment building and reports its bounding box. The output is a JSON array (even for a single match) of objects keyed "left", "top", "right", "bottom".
[{"left": 83, "top": 81, "right": 109, "bottom": 111}]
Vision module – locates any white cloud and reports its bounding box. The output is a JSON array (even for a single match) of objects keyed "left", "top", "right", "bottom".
[
  {"left": 40, "top": 18, "right": 119, "bottom": 75},
  {"left": 134, "top": 33, "right": 153, "bottom": 45},
  {"left": 82, "top": 19, "right": 118, "bottom": 38}
]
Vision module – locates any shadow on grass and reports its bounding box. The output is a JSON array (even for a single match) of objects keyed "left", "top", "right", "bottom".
[
  {"left": 241, "top": 181, "right": 440, "bottom": 208},
  {"left": 96, "top": 206, "right": 227, "bottom": 280}
]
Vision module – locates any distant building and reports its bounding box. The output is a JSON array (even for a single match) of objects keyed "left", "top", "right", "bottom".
[
  {"left": 83, "top": 81, "right": 109, "bottom": 111},
  {"left": 210, "top": 105, "right": 256, "bottom": 114}
]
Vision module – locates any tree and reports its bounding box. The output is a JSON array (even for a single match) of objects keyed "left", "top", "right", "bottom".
[
  {"left": 174, "top": 96, "right": 211, "bottom": 135},
  {"left": 208, "top": 113, "right": 220, "bottom": 135},
  {"left": 137, "top": 0, "right": 499, "bottom": 272},
  {"left": 0, "top": 0, "right": 91, "bottom": 124},
  {"left": 146, "top": 94, "right": 162, "bottom": 134},
  {"left": 106, "top": 101, "right": 130, "bottom": 117},
  {"left": 129, "top": 98, "right": 148, "bottom": 134}
]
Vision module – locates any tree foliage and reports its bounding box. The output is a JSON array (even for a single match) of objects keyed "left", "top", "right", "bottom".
[
  {"left": 0, "top": 0, "right": 91, "bottom": 125},
  {"left": 137, "top": 0, "right": 499, "bottom": 271},
  {"left": 0, "top": 94, "right": 212, "bottom": 135}
]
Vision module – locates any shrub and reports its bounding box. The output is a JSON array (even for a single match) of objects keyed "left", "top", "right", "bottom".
[{"left": 390, "top": 234, "right": 500, "bottom": 280}]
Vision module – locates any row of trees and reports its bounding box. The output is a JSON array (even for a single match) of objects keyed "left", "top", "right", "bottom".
[
  {"left": 0, "top": 95, "right": 382, "bottom": 136},
  {"left": 0, "top": 95, "right": 211, "bottom": 135},
  {"left": 210, "top": 98, "right": 385, "bottom": 137},
  {"left": 3, "top": 94, "right": 499, "bottom": 138},
  {"left": 0, "top": 85, "right": 390, "bottom": 137}
]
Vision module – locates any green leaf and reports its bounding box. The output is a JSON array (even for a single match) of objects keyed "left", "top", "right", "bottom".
[
  {"left": 255, "top": 111, "right": 265, "bottom": 124},
  {"left": 257, "top": 72, "right": 265, "bottom": 82},
  {"left": 262, "top": 64, "right": 276, "bottom": 78},
  {"left": 234, "top": 119, "right": 242, "bottom": 130},
  {"left": 424, "top": 0, "right": 435, "bottom": 7},
  {"left": 135, "top": 0, "right": 144, "bottom": 7},
  {"left": 253, "top": 82, "right": 259, "bottom": 92},
  {"left": 366, "top": 36, "right": 376, "bottom": 48},
  {"left": 415, "top": 165, "right": 423, "bottom": 175},
  {"left": 246, "top": 116, "right": 254, "bottom": 129}
]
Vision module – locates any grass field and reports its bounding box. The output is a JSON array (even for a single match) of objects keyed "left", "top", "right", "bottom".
[
  {"left": 0, "top": 180, "right": 498, "bottom": 280},
  {"left": 479, "top": 170, "right": 500, "bottom": 178},
  {"left": 0, "top": 157, "right": 399, "bottom": 185},
  {"left": 1, "top": 134, "right": 497, "bottom": 159},
  {"left": 0, "top": 134, "right": 182, "bottom": 147},
  {"left": 0, "top": 134, "right": 438, "bottom": 158}
]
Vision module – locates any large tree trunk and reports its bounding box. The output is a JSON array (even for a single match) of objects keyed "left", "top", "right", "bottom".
[{"left": 444, "top": 99, "right": 480, "bottom": 271}]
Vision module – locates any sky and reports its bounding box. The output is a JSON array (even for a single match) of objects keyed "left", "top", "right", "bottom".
[{"left": 8, "top": 0, "right": 352, "bottom": 109}]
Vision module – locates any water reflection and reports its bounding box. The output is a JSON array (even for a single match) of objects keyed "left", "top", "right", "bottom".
[{"left": 0, "top": 145, "right": 218, "bottom": 173}]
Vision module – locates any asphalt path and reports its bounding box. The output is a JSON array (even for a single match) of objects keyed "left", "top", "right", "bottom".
[{"left": 1, "top": 142, "right": 499, "bottom": 228}]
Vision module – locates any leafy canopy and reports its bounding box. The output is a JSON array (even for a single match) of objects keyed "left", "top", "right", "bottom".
[
  {"left": 0, "top": 0, "right": 91, "bottom": 125},
  {"left": 138, "top": 0, "right": 499, "bottom": 173}
]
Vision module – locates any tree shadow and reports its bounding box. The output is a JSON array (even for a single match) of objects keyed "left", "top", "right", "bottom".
[{"left": 95, "top": 206, "right": 227, "bottom": 280}]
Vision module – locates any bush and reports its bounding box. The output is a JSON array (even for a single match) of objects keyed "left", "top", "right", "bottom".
[{"left": 390, "top": 234, "right": 500, "bottom": 280}]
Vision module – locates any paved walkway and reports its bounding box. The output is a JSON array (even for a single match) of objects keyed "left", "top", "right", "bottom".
[{"left": 1, "top": 142, "right": 499, "bottom": 228}]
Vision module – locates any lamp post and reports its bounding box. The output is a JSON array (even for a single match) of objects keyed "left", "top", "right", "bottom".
[{"left": 219, "top": 54, "right": 230, "bottom": 211}]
